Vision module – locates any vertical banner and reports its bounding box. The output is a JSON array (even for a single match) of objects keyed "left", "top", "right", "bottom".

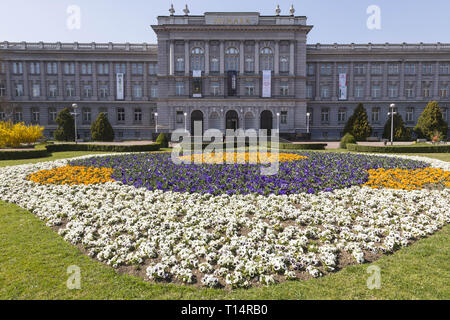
[
  {"left": 339, "top": 73, "right": 347, "bottom": 100},
  {"left": 192, "top": 70, "right": 202, "bottom": 98},
  {"left": 116, "top": 73, "right": 124, "bottom": 100},
  {"left": 262, "top": 70, "right": 272, "bottom": 98},
  {"left": 227, "top": 71, "right": 237, "bottom": 96}
]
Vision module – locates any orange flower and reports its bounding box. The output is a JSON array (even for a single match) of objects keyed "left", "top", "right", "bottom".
[{"left": 27, "top": 165, "right": 115, "bottom": 185}]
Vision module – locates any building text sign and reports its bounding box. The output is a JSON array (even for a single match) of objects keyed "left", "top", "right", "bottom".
[
  {"left": 262, "top": 70, "right": 272, "bottom": 98},
  {"left": 116, "top": 73, "right": 124, "bottom": 100},
  {"left": 339, "top": 73, "right": 347, "bottom": 100},
  {"left": 205, "top": 13, "right": 259, "bottom": 25}
]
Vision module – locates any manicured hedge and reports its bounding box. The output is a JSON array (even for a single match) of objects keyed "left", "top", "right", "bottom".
[
  {"left": 346, "top": 143, "right": 450, "bottom": 153},
  {"left": 45, "top": 143, "right": 160, "bottom": 153},
  {"left": 0, "top": 149, "right": 49, "bottom": 160},
  {"left": 278, "top": 143, "right": 327, "bottom": 150}
]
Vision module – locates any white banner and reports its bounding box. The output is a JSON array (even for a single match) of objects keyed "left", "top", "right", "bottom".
[
  {"left": 339, "top": 73, "right": 347, "bottom": 100},
  {"left": 116, "top": 73, "right": 124, "bottom": 100},
  {"left": 262, "top": 70, "right": 271, "bottom": 98},
  {"left": 193, "top": 70, "right": 202, "bottom": 78}
]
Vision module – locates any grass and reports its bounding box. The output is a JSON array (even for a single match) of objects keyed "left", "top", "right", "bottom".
[{"left": 0, "top": 150, "right": 449, "bottom": 299}]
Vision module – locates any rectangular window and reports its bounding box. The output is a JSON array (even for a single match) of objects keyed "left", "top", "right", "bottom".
[
  {"left": 81, "top": 63, "right": 92, "bottom": 75},
  {"left": 99, "top": 85, "right": 108, "bottom": 98},
  {"left": 176, "top": 58, "right": 185, "bottom": 72},
  {"left": 176, "top": 111, "right": 184, "bottom": 124},
  {"left": 337, "top": 64, "right": 348, "bottom": 74},
  {"left": 31, "top": 108, "right": 40, "bottom": 124},
  {"left": 423, "top": 87, "right": 431, "bottom": 98},
  {"left": 245, "top": 57, "right": 254, "bottom": 73},
  {"left": 280, "top": 81, "right": 289, "bottom": 96},
  {"left": 15, "top": 83, "right": 23, "bottom": 97},
  {"left": 84, "top": 85, "right": 92, "bottom": 98},
  {"left": 355, "top": 85, "right": 364, "bottom": 98},
  {"left": 439, "top": 63, "right": 449, "bottom": 74},
  {"left": 280, "top": 57, "right": 289, "bottom": 73},
  {"left": 151, "top": 84, "right": 158, "bottom": 98},
  {"left": 98, "top": 63, "right": 109, "bottom": 75},
  {"left": 12, "top": 62, "right": 23, "bottom": 74},
  {"left": 14, "top": 109, "right": 23, "bottom": 122},
  {"left": 280, "top": 111, "right": 287, "bottom": 124},
  {"left": 405, "top": 63, "right": 416, "bottom": 75},
  {"left": 0, "top": 83, "right": 6, "bottom": 96},
  {"left": 406, "top": 107, "right": 414, "bottom": 123},
  {"left": 320, "top": 64, "right": 332, "bottom": 75},
  {"left": 320, "top": 85, "right": 330, "bottom": 98},
  {"left": 306, "top": 84, "right": 313, "bottom": 99},
  {"left": 210, "top": 58, "right": 219, "bottom": 73},
  {"left": 440, "top": 85, "right": 448, "bottom": 98},
  {"left": 422, "top": 63, "right": 433, "bottom": 74},
  {"left": 132, "top": 63, "right": 143, "bottom": 75},
  {"left": 47, "top": 62, "right": 57, "bottom": 74},
  {"left": 149, "top": 63, "right": 158, "bottom": 75},
  {"left": 117, "top": 108, "right": 125, "bottom": 122},
  {"left": 175, "top": 81, "right": 184, "bottom": 96},
  {"left": 32, "top": 84, "right": 40, "bottom": 97},
  {"left": 48, "top": 108, "right": 57, "bottom": 124},
  {"left": 49, "top": 84, "right": 57, "bottom": 97},
  {"left": 321, "top": 108, "right": 329, "bottom": 123},
  {"left": 211, "top": 81, "right": 220, "bottom": 96},
  {"left": 245, "top": 81, "right": 255, "bottom": 96},
  {"left": 134, "top": 108, "right": 142, "bottom": 123},
  {"left": 354, "top": 64, "right": 366, "bottom": 75},
  {"left": 30, "top": 62, "right": 41, "bottom": 75},
  {"left": 388, "top": 63, "right": 399, "bottom": 75},
  {"left": 66, "top": 84, "right": 74, "bottom": 97},
  {"left": 371, "top": 64, "right": 383, "bottom": 75},
  {"left": 338, "top": 108, "right": 347, "bottom": 122},
  {"left": 388, "top": 85, "right": 398, "bottom": 98},
  {"left": 441, "top": 108, "right": 448, "bottom": 121},
  {"left": 372, "top": 107, "right": 380, "bottom": 123},
  {"left": 0, "top": 110, "right": 5, "bottom": 121},
  {"left": 406, "top": 86, "right": 415, "bottom": 98},
  {"left": 307, "top": 63, "right": 315, "bottom": 76},
  {"left": 82, "top": 108, "right": 91, "bottom": 124},
  {"left": 115, "top": 63, "right": 126, "bottom": 74},
  {"left": 99, "top": 107, "right": 108, "bottom": 119},
  {"left": 64, "top": 63, "right": 75, "bottom": 75},
  {"left": 133, "top": 84, "right": 143, "bottom": 98},
  {"left": 372, "top": 84, "right": 381, "bottom": 98}
]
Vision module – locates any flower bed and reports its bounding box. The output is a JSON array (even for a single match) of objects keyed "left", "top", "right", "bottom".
[
  {"left": 69, "top": 152, "right": 428, "bottom": 195},
  {"left": 0, "top": 152, "right": 449, "bottom": 289}
]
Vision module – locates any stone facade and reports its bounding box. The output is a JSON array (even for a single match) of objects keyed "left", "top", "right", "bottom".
[{"left": 0, "top": 11, "right": 449, "bottom": 140}]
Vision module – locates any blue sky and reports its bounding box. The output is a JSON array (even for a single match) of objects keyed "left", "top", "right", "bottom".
[{"left": 0, "top": 0, "right": 449, "bottom": 44}]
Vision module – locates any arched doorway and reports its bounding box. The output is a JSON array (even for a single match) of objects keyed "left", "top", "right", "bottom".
[
  {"left": 190, "top": 110, "right": 204, "bottom": 135},
  {"left": 260, "top": 110, "right": 273, "bottom": 135},
  {"left": 225, "top": 110, "right": 239, "bottom": 131}
]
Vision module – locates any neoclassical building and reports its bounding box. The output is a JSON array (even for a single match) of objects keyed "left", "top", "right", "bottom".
[{"left": 0, "top": 8, "right": 449, "bottom": 140}]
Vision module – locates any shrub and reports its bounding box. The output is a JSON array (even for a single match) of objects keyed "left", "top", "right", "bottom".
[
  {"left": 414, "top": 101, "right": 448, "bottom": 140},
  {"left": 45, "top": 143, "right": 160, "bottom": 153},
  {"left": 91, "top": 113, "right": 114, "bottom": 142},
  {"left": 343, "top": 103, "right": 373, "bottom": 141},
  {"left": 0, "top": 149, "right": 49, "bottom": 160},
  {"left": 382, "top": 113, "right": 412, "bottom": 141},
  {"left": 54, "top": 108, "right": 75, "bottom": 142},
  {"left": 347, "top": 143, "right": 450, "bottom": 153},
  {"left": 339, "top": 133, "right": 356, "bottom": 149},
  {"left": 0, "top": 121, "right": 44, "bottom": 148},
  {"left": 156, "top": 133, "right": 169, "bottom": 148}
]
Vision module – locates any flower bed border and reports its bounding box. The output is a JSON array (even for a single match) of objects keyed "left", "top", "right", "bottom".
[
  {"left": 45, "top": 143, "right": 160, "bottom": 153},
  {"left": 0, "top": 149, "right": 49, "bottom": 160},
  {"left": 347, "top": 143, "right": 450, "bottom": 153}
]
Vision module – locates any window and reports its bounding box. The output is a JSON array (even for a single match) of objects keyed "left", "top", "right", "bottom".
[
  {"left": 320, "top": 85, "right": 330, "bottom": 98},
  {"left": 12, "top": 62, "right": 23, "bottom": 74},
  {"left": 280, "top": 81, "right": 289, "bottom": 96},
  {"left": 405, "top": 63, "right": 416, "bottom": 75},
  {"left": 64, "top": 63, "right": 75, "bottom": 74},
  {"left": 115, "top": 63, "right": 126, "bottom": 74},
  {"left": 306, "top": 84, "right": 313, "bottom": 99},
  {"left": 441, "top": 108, "right": 448, "bottom": 121},
  {"left": 15, "top": 83, "right": 23, "bottom": 97},
  {"left": 0, "top": 109, "right": 5, "bottom": 121},
  {"left": 337, "top": 64, "right": 348, "bottom": 74},
  {"left": 211, "top": 81, "right": 220, "bottom": 96},
  {"left": 82, "top": 108, "right": 91, "bottom": 124},
  {"left": 280, "top": 111, "right": 287, "bottom": 124},
  {"left": 176, "top": 81, "right": 184, "bottom": 95},
  {"left": 388, "top": 84, "right": 398, "bottom": 98},
  {"left": 98, "top": 63, "right": 109, "bottom": 75},
  {"left": 388, "top": 63, "right": 399, "bottom": 75},
  {"left": 406, "top": 107, "right": 414, "bottom": 123},
  {"left": 83, "top": 85, "right": 92, "bottom": 98},
  {"left": 439, "top": 85, "right": 448, "bottom": 98},
  {"left": 175, "top": 58, "right": 185, "bottom": 73},
  {"left": 338, "top": 108, "right": 347, "bottom": 122},
  {"left": 0, "top": 62, "right": 5, "bottom": 73},
  {"left": 260, "top": 47, "right": 273, "bottom": 71},
  {"left": 210, "top": 58, "right": 219, "bottom": 72},
  {"left": 149, "top": 63, "right": 158, "bottom": 75},
  {"left": 66, "top": 84, "right": 74, "bottom": 97},
  {"left": 422, "top": 63, "right": 433, "bottom": 74},
  {"left": 280, "top": 57, "right": 289, "bottom": 73},
  {"left": 245, "top": 57, "right": 254, "bottom": 73},
  {"left": 355, "top": 85, "right": 364, "bottom": 98},
  {"left": 99, "top": 85, "right": 108, "bottom": 98},
  {"left": 134, "top": 108, "right": 142, "bottom": 123},
  {"left": 14, "top": 109, "right": 23, "bottom": 122},
  {"left": 151, "top": 84, "right": 158, "bottom": 98},
  {"left": 49, "top": 84, "right": 57, "bottom": 97},
  {"left": 372, "top": 84, "right": 381, "bottom": 98},
  {"left": 354, "top": 64, "right": 366, "bottom": 75},
  {"left": 47, "top": 62, "right": 57, "bottom": 74},
  {"left": 320, "top": 63, "right": 332, "bottom": 75},
  {"left": 133, "top": 84, "right": 143, "bottom": 98},
  {"left": 81, "top": 63, "right": 92, "bottom": 75},
  {"left": 439, "top": 63, "right": 449, "bottom": 74},
  {"left": 30, "top": 62, "right": 41, "bottom": 74},
  {"left": 406, "top": 86, "right": 415, "bottom": 98},
  {"left": 32, "top": 84, "right": 40, "bottom": 97},
  {"left": 321, "top": 108, "right": 329, "bottom": 123},
  {"left": 245, "top": 81, "right": 255, "bottom": 96},
  {"left": 31, "top": 108, "right": 40, "bottom": 124},
  {"left": 0, "top": 83, "right": 5, "bottom": 96},
  {"left": 176, "top": 111, "right": 184, "bottom": 124},
  {"left": 99, "top": 107, "right": 108, "bottom": 119},
  {"left": 226, "top": 47, "right": 240, "bottom": 72},
  {"left": 423, "top": 86, "right": 431, "bottom": 98},
  {"left": 371, "top": 64, "right": 382, "bottom": 75},
  {"left": 372, "top": 107, "right": 380, "bottom": 123},
  {"left": 307, "top": 64, "right": 315, "bottom": 76},
  {"left": 117, "top": 108, "right": 125, "bottom": 122},
  {"left": 132, "top": 63, "right": 143, "bottom": 75},
  {"left": 48, "top": 108, "right": 57, "bottom": 124},
  {"left": 191, "top": 47, "right": 205, "bottom": 71}
]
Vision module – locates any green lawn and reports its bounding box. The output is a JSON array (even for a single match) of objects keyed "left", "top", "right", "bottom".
[{"left": 0, "top": 150, "right": 449, "bottom": 299}]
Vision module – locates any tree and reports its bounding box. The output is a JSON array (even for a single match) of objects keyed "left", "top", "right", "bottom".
[
  {"left": 343, "top": 103, "right": 373, "bottom": 141},
  {"left": 54, "top": 107, "right": 75, "bottom": 141},
  {"left": 414, "top": 101, "right": 448, "bottom": 140},
  {"left": 382, "top": 113, "right": 412, "bottom": 141},
  {"left": 91, "top": 112, "right": 114, "bottom": 142},
  {"left": 156, "top": 133, "right": 168, "bottom": 148}
]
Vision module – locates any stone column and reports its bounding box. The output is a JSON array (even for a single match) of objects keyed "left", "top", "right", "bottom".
[
  {"left": 75, "top": 61, "right": 80, "bottom": 99},
  {"left": 219, "top": 41, "right": 225, "bottom": 74},
  {"left": 126, "top": 62, "right": 131, "bottom": 101},
  {"left": 23, "top": 61, "right": 29, "bottom": 99},
  {"left": 332, "top": 62, "right": 337, "bottom": 99},
  {"left": 315, "top": 63, "right": 320, "bottom": 99},
  {"left": 239, "top": 41, "right": 244, "bottom": 75},
  {"left": 184, "top": 41, "right": 190, "bottom": 75},
  {"left": 254, "top": 41, "right": 259, "bottom": 75},
  {"left": 399, "top": 61, "right": 405, "bottom": 98},
  {"left": 289, "top": 41, "right": 295, "bottom": 75},
  {"left": 92, "top": 62, "right": 98, "bottom": 100},
  {"left": 382, "top": 62, "right": 388, "bottom": 99},
  {"left": 40, "top": 61, "right": 46, "bottom": 101},
  {"left": 365, "top": 62, "right": 371, "bottom": 99},
  {"left": 57, "top": 61, "right": 63, "bottom": 98},
  {"left": 169, "top": 41, "right": 174, "bottom": 75},
  {"left": 205, "top": 41, "right": 210, "bottom": 75},
  {"left": 143, "top": 62, "right": 148, "bottom": 100},
  {"left": 417, "top": 62, "right": 422, "bottom": 98},
  {"left": 108, "top": 62, "right": 114, "bottom": 101},
  {"left": 349, "top": 62, "right": 354, "bottom": 100},
  {"left": 434, "top": 62, "right": 439, "bottom": 98},
  {"left": 274, "top": 41, "right": 280, "bottom": 75}
]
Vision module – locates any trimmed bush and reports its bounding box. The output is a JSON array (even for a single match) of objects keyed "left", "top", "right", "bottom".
[
  {"left": 45, "top": 143, "right": 160, "bottom": 153},
  {"left": 339, "top": 133, "right": 356, "bottom": 149},
  {"left": 343, "top": 103, "right": 373, "bottom": 141},
  {"left": 414, "top": 101, "right": 448, "bottom": 140},
  {"left": 91, "top": 113, "right": 114, "bottom": 142},
  {"left": 0, "top": 149, "right": 49, "bottom": 160},
  {"left": 346, "top": 143, "right": 450, "bottom": 153},
  {"left": 382, "top": 113, "right": 412, "bottom": 141},
  {"left": 54, "top": 108, "right": 75, "bottom": 142},
  {"left": 156, "top": 133, "right": 169, "bottom": 148},
  {"left": 278, "top": 143, "right": 327, "bottom": 150}
]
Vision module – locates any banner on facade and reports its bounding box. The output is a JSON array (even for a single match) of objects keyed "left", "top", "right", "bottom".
[
  {"left": 116, "top": 73, "right": 124, "bottom": 100},
  {"left": 192, "top": 70, "right": 202, "bottom": 98},
  {"left": 339, "top": 73, "right": 347, "bottom": 100},
  {"left": 227, "top": 71, "right": 237, "bottom": 96},
  {"left": 262, "top": 70, "right": 271, "bottom": 98}
]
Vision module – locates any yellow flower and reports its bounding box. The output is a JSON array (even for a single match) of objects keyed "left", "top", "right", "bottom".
[
  {"left": 177, "top": 152, "right": 307, "bottom": 164},
  {"left": 27, "top": 166, "right": 115, "bottom": 185}
]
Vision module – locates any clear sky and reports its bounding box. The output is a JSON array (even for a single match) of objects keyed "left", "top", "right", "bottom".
[{"left": 0, "top": 0, "right": 449, "bottom": 44}]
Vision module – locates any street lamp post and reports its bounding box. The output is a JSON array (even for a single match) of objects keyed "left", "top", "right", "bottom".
[
  {"left": 184, "top": 112, "right": 187, "bottom": 133},
  {"left": 306, "top": 112, "right": 311, "bottom": 134},
  {"left": 154, "top": 112, "right": 158, "bottom": 133},
  {"left": 276, "top": 112, "right": 280, "bottom": 131},
  {"left": 388, "top": 103, "right": 396, "bottom": 146},
  {"left": 71, "top": 103, "right": 78, "bottom": 144}
]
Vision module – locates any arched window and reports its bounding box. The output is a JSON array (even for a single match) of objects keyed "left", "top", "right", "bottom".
[
  {"left": 260, "top": 47, "right": 273, "bottom": 71},
  {"left": 280, "top": 57, "right": 289, "bottom": 73},
  {"left": 191, "top": 47, "right": 205, "bottom": 71},
  {"left": 245, "top": 57, "right": 254, "bottom": 73},
  {"left": 225, "top": 47, "right": 239, "bottom": 72}
]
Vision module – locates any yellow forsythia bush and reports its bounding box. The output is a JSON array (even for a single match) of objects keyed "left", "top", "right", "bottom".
[{"left": 0, "top": 121, "right": 44, "bottom": 148}]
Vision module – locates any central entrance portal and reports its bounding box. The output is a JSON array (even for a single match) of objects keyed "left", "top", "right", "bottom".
[
  {"left": 225, "top": 110, "right": 239, "bottom": 131},
  {"left": 260, "top": 110, "right": 273, "bottom": 135},
  {"left": 190, "top": 110, "right": 204, "bottom": 135}
]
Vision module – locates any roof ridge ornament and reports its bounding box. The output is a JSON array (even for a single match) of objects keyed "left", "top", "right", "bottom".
[
  {"left": 183, "top": 4, "right": 190, "bottom": 16},
  {"left": 169, "top": 4, "right": 175, "bottom": 16},
  {"left": 275, "top": 4, "right": 281, "bottom": 16},
  {"left": 289, "top": 4, "right": 295, "bottom": 16}
]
